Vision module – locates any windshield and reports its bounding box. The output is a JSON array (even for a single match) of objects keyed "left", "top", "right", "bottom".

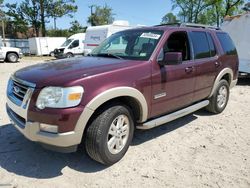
[
  {"left": 61, "top": 39, "right": 74, "bottom": 47},
  {"left": 91, "top": 29, "right": 163, "bottom": 60}
]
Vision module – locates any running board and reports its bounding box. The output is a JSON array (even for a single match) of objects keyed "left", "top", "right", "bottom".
[{"left": 137, "top": 100, "right": 209, "bottom": 130}]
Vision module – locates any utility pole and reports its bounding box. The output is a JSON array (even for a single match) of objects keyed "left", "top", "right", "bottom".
[
  {"left": 89, "top": 5, "right": 95, "bottom": 26},
  {"left": 0, "top": 5, "right": 5, "bottom": 46},
  {"left": 1, "top": 20, "right": 5, "bottom": 46}
]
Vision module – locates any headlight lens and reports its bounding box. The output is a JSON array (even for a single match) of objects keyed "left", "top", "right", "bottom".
[{"left": 36, "top": 86, "right": 84, "bottom": 109}]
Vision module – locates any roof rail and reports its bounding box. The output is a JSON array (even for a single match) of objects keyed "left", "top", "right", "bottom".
[
  {"left": 180, "top": 23, "right": 221, "bottom": 30},
  {"left": 154, "top": 23, "right": 181, "bottom": 27}
]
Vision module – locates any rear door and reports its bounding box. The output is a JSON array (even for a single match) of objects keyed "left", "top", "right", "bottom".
[{"left": 189, "top": 31, "right": 219, "bottom": 102}]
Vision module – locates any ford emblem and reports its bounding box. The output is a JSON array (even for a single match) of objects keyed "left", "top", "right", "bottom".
[{"left": 14, "top": 86, "right": 20, "bottom": 93}]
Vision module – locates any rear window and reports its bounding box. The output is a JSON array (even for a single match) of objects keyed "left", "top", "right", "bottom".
[
  {"left": 190, "top": 31, "right": 210, "bottom": 59},
  {"left": 216, "top": 33, "right": 237, "bottom": 55}
]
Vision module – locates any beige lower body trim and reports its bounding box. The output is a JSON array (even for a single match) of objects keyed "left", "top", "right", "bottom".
[{"left": 230, "top": 79, "right": 238, "bottom": 89}]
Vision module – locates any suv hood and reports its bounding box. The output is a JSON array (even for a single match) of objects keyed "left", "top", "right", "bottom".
[{"left": 14, "top": 57, "right": 140, "bottom": 88}]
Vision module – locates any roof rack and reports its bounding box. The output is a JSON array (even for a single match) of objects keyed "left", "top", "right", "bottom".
[
  {"left": 154, "top": 22, "right": 221, "bottom": 30},
  {"left": 180, "top": 23, "right": 221, "bottom": 30}
]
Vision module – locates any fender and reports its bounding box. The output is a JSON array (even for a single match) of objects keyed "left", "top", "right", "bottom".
[
  {"left": 208, "top": 68, "right": 233, "bottom": 98},
  {"left": 72, "top": 87, "right": 148, "bottom": 144}
]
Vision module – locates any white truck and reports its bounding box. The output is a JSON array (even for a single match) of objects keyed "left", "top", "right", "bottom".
[
  {"left": 83, "top": 20, "right": 132, "bottom": 55},
  {"left": 0, "top": 37, "right": 23, "bottom": 63},
  {"left": 54, "top": 33, "right": 86, "bottom": 59},
  {"left": 221, "top": 13, "right": 250, "bottom": 76},
  {"left": 28, "top": 37, "right": 66, "bottom": 56}
]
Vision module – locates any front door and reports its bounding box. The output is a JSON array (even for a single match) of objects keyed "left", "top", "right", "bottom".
[{"left": 151, "top": 31, "right": 196, "bottom": 118}]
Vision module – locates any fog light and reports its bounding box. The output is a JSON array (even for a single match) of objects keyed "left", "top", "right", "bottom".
[{"left": 40, "top": 124, "right": 58, "bottom": 133}]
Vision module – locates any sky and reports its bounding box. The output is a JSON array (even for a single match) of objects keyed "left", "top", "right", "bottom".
[{"left": 4, "top": 0, "right": 174, "bottom": 29}]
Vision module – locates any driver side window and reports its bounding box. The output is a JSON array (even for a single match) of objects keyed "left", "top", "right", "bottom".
[
  {"left": 163, "top": 31, "right": 191, "bottom": 62},
  {"left": 69, "top": 40, "right": 79, "bottom": 49}
]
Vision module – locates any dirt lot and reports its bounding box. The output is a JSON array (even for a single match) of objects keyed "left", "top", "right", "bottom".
[{"left": 0, "top": 58, "right": 249, "bottom": 188}]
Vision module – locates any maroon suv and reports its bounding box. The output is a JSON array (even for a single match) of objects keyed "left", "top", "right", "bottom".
[{"left": 6, "top": 23, "right": 238, "bottom": 165}]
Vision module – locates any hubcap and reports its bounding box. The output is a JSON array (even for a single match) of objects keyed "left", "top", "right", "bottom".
[
  {"left": 9, "top": 55, "right": 17, "bottom": 62},
  {"left": 217, "top": 85, "right": 228, "bottom": 108},
  {"left": 107, "top": 115, "right": 130, "bottom": 155}
]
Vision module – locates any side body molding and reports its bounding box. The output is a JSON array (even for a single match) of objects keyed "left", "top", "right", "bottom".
[
  {"left": 73, "top": 87, "right": 148, "bottom": 145},
  {"left": 208, "top": 68, "right": 233, "bottom": 98}
]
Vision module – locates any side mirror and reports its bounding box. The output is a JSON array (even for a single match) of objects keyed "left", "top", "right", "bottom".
[{"left": 157, "top": 49, "right": 182, "bottom": 66}]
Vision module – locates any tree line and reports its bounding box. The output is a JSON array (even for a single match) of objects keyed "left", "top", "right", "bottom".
[
  {"left": 0, "top": 0, "right": 249, "bottom": 39},
  {"left": 162, "top": 0, "right": 250, "bottom": 27},
  {"left": 0, "top": 0, "right": 114, "bottom": 38}
]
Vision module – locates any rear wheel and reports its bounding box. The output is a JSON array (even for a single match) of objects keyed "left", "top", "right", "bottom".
[
  {"left": 85, "top": 104, "right": 134, "bottom": 165},
  {"left": 206, "top": 79, "right": 229, "bottom": 114},
  {"left": 7, "top": 53, "right": 18, "bottom": 63}
]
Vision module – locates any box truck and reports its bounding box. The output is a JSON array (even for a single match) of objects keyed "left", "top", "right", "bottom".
[
  {"left": 29, "top": 37, "right": 66, "bottom": 56},
  {"left": 83, "top": 20, "right": 132, "bottom": 55},
  {"left": 54, "top": 33, "right": 85, "bottom": 59},
  {"left": 221, "top": 13, "right": 250, "bottom": 76}
]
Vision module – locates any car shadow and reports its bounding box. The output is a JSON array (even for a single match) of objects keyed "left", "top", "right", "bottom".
[
  {"left": 0, "top": 124, "right": 107, "bottom": 179},
  {"left": 237, "top": 77, "right": 250, "bottom": 86},
  {"left": 0, "top": 112, "right": 199, "bottom": 179}
]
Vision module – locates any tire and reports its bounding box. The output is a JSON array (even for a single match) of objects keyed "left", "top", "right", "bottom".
[
  {"left": 66, "top": 53, "right": 73, "bottom": 58},
  {"left": 7, "top": 53, "right": 18, "bottom": 63},
  {"left": 85, "top": 104, "right": 134, "bottom": 165},
  {"left": 206, "top": 79, "right": 230, "bottom": 114}
]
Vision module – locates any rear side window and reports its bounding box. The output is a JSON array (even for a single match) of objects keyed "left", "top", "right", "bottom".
[
  {"left": 190, "top": 31, "right": 210, "bottom": 59},
  {"left": 216, "top": 33, "right": 237, "bottom": 55},
  {"left": 207, "top": 33, "right": 216, "bottom": 57}
]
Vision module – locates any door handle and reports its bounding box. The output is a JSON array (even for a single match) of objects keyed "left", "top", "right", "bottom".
[
  {"left": 215, "top": 61, "right": 221, "bottom": 67},
  {"left": 185, "top": 66, "right": 194, "bottom": 73}
]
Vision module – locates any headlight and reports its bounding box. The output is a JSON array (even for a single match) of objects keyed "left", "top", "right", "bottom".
[{"left": 36, "top": 86, "right": 84, "bottom": 109}]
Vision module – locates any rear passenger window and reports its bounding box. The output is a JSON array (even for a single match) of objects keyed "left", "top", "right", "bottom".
[
  {"left": 207, "top": 33, "right": 216, "bottom": 57},
  {"left": 190, "top": 32, "right": 210, "bottom": 59},
  {"left": 216, "top": 33, "right": 237, "bottom": 55}
]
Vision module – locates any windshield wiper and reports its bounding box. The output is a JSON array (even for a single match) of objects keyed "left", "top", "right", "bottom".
[{"left": 95, "top": 53, "right": 123, "bottom": 59}]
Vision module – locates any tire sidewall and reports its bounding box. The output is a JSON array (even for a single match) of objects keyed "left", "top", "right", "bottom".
[
  {"left": 99, "top": 105, "right": 134, "bottom": 164},
  {"left": 7, "top": 53, "right": 18, "bottom": 63},
  {"left": 214, "top": 80, "right": 230, "bottom": 113}
]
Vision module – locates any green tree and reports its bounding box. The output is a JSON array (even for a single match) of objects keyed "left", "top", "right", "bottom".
[
  {"left": 161, "top": 12, "right": 179, "bottom": 24},
  {"left": 6, "top": 1, "right": 40, "bottom": 37},
  {"left": 5, "top": 0, "right": 78, "bottom": 37},
  {"left": 69, "top": 20, "right": 86, "bottom": 33},
  {"left": 87, "top": 4, "right": 115, "bottom": 26},
  {"left": 46, "top": 0, "right": 77, "bottom": 30},
  {"left": 171, "top": 0, "right": 217, "bottom": 23}
]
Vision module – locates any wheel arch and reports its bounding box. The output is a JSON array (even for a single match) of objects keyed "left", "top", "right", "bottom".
[
  {"left": 208, "top": 68, "right": 233, "bottom": 98},
  {"left": 73, "top": 87, "right": 148, "bottom": 145},
  {"left": 6, "top": 51, "right": 19, "bottom": 60}
]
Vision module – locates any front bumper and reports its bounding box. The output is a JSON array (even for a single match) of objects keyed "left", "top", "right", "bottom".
[{"left": 6, "top": 98, "right": 81, "bottom": 149}]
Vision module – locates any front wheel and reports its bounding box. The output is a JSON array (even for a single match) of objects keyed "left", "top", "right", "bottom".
[
  {"left": 66, "top": 53, "right": 73, "bottom": 58},
  {"left": 206, "top": 79, "right": 230, "bottom": 114},
  {"left": 85, "top": 104, "right": 134, "bottom": 165},
  {"left": 7, "top": 53, "right": 18, "bottom": 63}
]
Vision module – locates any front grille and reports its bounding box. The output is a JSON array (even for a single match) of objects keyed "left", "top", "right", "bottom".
[
  {"left": 7, "top": 76, "right": 36, "bottom": 107},
  {"left": 12, "top": 80, "right": 29, "bottom": 101}
]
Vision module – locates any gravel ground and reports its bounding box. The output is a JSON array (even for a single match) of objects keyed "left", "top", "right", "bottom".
[{"left": 0, "top": 58, "right": 249, "bottom": 188}]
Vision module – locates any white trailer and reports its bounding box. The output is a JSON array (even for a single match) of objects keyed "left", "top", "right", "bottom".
[
  {"left": 29, "top": 37, "right": 66, "bottom": 56},
  {"left": 84, "top": 20, "right": 132, "bottom": 55},
  {"left": 221, "top": 13, "right": 250, "bottom": 75}
]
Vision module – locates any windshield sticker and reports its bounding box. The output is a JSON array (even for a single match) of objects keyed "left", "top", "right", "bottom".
[
  {"left": 140, "top": 33, "right": 161, "bottom": 39},
  {"left": 139, "top": 53, "right": 147, "bottom": 57}
]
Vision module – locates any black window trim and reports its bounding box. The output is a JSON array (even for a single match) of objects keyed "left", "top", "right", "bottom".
[{"left": 206, "top": 32, "right": 218, "bottom": 58}]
